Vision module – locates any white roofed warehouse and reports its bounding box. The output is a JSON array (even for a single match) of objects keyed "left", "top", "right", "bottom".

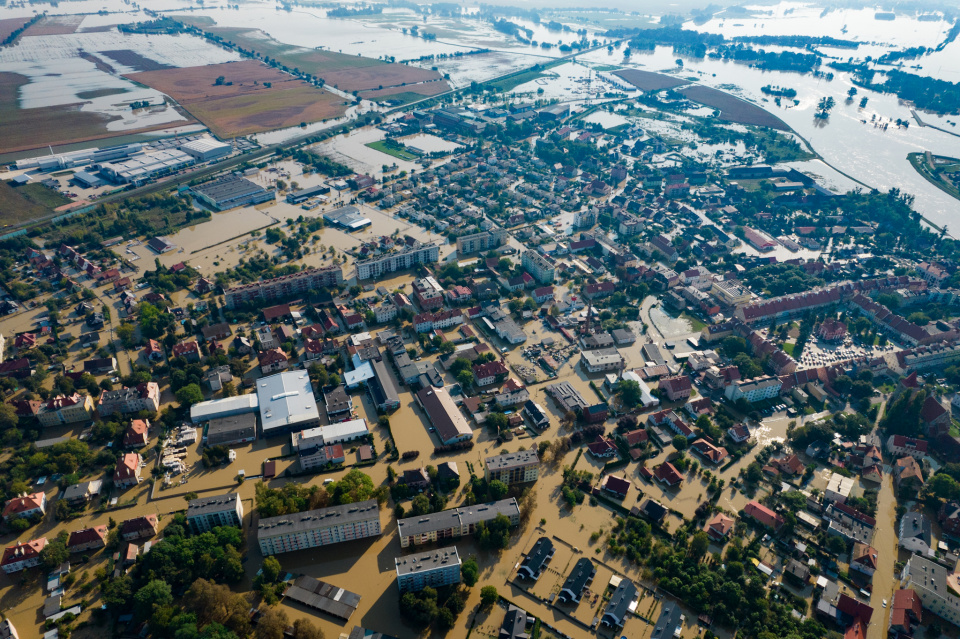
[{"left": 257, "top": 371, "right": 321, "bottom": 437}]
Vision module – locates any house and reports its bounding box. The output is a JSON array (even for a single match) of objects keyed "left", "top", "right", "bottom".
[
  {"left": 67, "top": 525, "right": 107, "bottom": 553},
  {"left": 123, "top": 419, "right": 149, "bottom": 448},
  {"left": 690, "top": 438, "right": 729, "bottom": 465},
  {"left": 557, "top": 557, "right": 595, "bottom": 604},
  {"left": 258, "top": 348, "right": 289, "bottom": 375},
  {"left": 120, "top": 514, "right": 159, "bottom": 541},
  {"left": 889, "top": 588, "right": 922, "bottom": 636},
  {"left": 705, "top": 512, "right": 735, "bottom": 542},
  {"left": 399, "top": 468, "right": 431, "bottom": 492},
  {"left": 771, "top": 454, "right": 804, "bottom": 476},
  {"left": 899, "top": 512, "right": 932, "bottom": 555},
  {"left": 639, "top": 499, "right": 667, "bottom": 524},
  {"left": 659, "top": 375, "right": 692, "bottom": 401},
  {"left": 172, "top": 340, "right": 202, "bottom": 362},
  {"left": 586, "top": 436, "right": 617, "bottom": 458},
  {"left": 654, "top": 462, "right": 683, "bottom": 487},
  {"left": 61, "top": 480, "right": 102, "bottom": 505},
  {"left": 602, "top": 475, "right": 630, "bottom": 499},
  {"left": 940, "top": 501, "right": 960, "bottom": 537},
  {"left": 894, "top": 456, "right": 924, "bottom": 493},
  {"left": 517, "top": 537, "right": 555, "bottom": 581},
  {"left": 850, "top": 543, "right": 878, "bottom": 577},
  {"left": 601, "top": 578, "right": 638, "bottom": 629},
  {"left": 728, "top": 424, "right": 751, "bottom": 444},
  {"left": 114, "top": 452, "right": 143, "bottom": 488},
  {"left": 473, "top": 360, "right": 508, "bottom": 386},
  {"left": 921, "top": 396, "right": 950, "bottom": 438},
  {"left": 143, "top": 339, "right": 164, "bottom": 361},
  {"left": 784, "top": 559, "right": 811, "bottom": 585},
  {"left": 1, "top": 538, "right": 46, "bottom": 573},
  {"left": 744, "top": 501, "right": 784, "bottom": 532},
  {"left": 887, "top": 434, "right": 928, "bottom": 460},
  {"left": 2, "top": 492, "right": 46, "bottom": 521}
]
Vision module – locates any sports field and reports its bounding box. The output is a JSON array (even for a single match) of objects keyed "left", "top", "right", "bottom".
[{"left": 127, "top": 59, "right": 350, "bottom": 138}]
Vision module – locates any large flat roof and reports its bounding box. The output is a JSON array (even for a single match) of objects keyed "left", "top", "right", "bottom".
[
  {"left": 257, "top": 371, "right": 320, "bottom": 433},
  {"left": 187, "top": 492, "right": 240, "bottom": 518},
  {"left": 207, "top": 413, "right": 257, "bottom": 446},
  {"left": 190, "top": 394, "right": 260, "bottom": 423},
  {"left": 397, "top": 498, "right": 519, "bottom": 538},
  {"left": 258, "top": 499, "right": 380, "bottom": 538},
  {"left": 395, "top": 546, "right": 461, "bottom": 576},
  {"left": 285, "top": 575, "right": 361, "bottom": 621}
]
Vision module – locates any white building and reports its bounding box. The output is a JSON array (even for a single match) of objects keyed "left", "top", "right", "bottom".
[
  {"left": 824, "top": 472, "right": 856, "bottom": 504},
  {"left": 186, "top": 493, "right": 244, "bottom": 533},
  {"left": 257, "top": 371, "right": 320, "bottom": 437},
  {"left": 257, "top": 500, "right": 381, "bottom": 555},
  {"left": 724, "top": 377, "right": 782, "bottom": 403},
  {"left": 904, "top": 554, "right": 960, "bottom": 626}
]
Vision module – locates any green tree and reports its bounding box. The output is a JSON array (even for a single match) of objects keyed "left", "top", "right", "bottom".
[
  {"left": 486, "top": 412, "right": 508, "bottom": 432},
  {"left": 617, "top": 379, "right": 641, "bottom": 407},
  {"left": 134, "top": 579, "right": 173, "bottom": 621},
  {"left": 0, "top": 403, "right": 18, "bottom": 431},
  {"left": 488, "top": 479, "right": 509, "bottom": 500},
  {"left": 480, "top": 585, "right": 499, "bottom": 607},
  {"left": 328, "top": 468, "right": 376, "bottom": 504},
  {"left": 461, "top": 556, "right": 479, "bottom": 586},
  {"left": 176, "top": 383, "right": 204, "bottom": 408},
  {"left": 673, "top": 434, "right": 689, "bottom": 451},
  {"left": 689, "top": 530, "right": 710, "bottom": 559},
  {"left": 411, "top": 494, "right": 431, "bottom": 516},
  {"left": 261, "top": 556, "right": 281, "bottom": 583},
  {"left": 456, "top": 369, "right": 474, "bottom": 388},
  {"left": 39, "top": 535, "right": 69, "bottom": 570}
]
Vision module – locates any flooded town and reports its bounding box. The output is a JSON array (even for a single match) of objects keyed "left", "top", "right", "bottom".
[{"left": 1, "top": 0, "right": 960, "bottom": 638}]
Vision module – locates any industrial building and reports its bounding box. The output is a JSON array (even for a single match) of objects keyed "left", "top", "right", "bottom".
[
  {"left": 205, "top": 413, "right": 258, "bottom": 446},
  {"left": 190, "top": 394, "right": 260, "bottom": 424},
  {"left": 396, "top": 498, "right": 520, "bottom": 548},
  {"left": 179, "top": 137, "right": 232, "bottom": 162},
  {"left": 99, "top": 149, "right": 193, "bottom": 184},
  {"left": 369, "top": 359, "right": 401, "bottom": 411},
  {"left": 257, "top": 371, "right": 320, "bottom": 437},
  {"left": 257, "top": 499, "right": 382, "bottom": 555},
  {"left": 323, "top": 205, "right": 372, "bottom": 231},
  {"left": 287, "top": 184, "right": 331, "bottom": 204},
  {"left": 191, "top": 175, "right": 274, "bottom": 211},
  {"left": 15, "top": 143, "right": 143, "bottom": 171},
  {"left": 415, "top": 385, "right": 472, "bottom": 446},
  {"left": 283, "top": 576, "right": 361, "bottom": 622},
  {"left": 186, "top": 493, "right": 244, "bottom": 533},
  {"left": 395, "top": 547, "right": 461, "bottom": 593}
]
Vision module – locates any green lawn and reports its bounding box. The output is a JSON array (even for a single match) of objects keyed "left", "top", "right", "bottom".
[
  {"left": 782, "top": 342, "right": 795, "bottom": 356},
  {"left": 366, "top": 141, "right": 418, "bottom": 161},
  {"left": 680, "top": 311, "right": 706, "bottom": 332}
]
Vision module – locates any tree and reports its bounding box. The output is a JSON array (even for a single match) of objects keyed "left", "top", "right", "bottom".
[
  {"left": 261, "top": 556, "right": 281, "bottom": 583},
  {"left": 439, "top": 341, "right": 455, "bottom": 354},
  {"left": 291, "top": 619, "right": 325, "bottom": 639},
  {"left": 689, "top": 530, "right": 710, "bottom": 559},
  {"left": 618, "top": 379, "right": 641, "bottom": 407},
  {"left": 461, "top": 556, "right": 479, "bottom": 586},
  {"left": 456, "top": 369, "right": 474, "bottom": 388},
  {"left": 486, "top": 412, "right": 508, "bottom": 432},
  {"left": 40, "top": 535, "right": 69, "bottom": 571},
  {"left": 488, "top": 479, "right": 509, "bottom": 500},
  {"left": 176, "top": 383, "right": 204, "bottom": 408},
  {"left": 134, "top": 579, "right": 173, "bottom": 621},
  {"left": 328, "top": 468, "right": 376, "bottom": 504},
  {"left": 0, "top": 403, "right": 18, "bottom": 431},
  {"left": 673, "top": 434, "right": 689, "bottom": 451},
  {"left": 411, "top": 494, "right": 431, "bottom": 516},
  {"left": 480, "top": 585, "right": 499, "bottom": 607},
  {"left": 255, "top": 607, "right": 289, "bottom": 639}
]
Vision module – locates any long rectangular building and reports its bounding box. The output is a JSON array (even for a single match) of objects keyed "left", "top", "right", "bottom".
[
  {"left": 415, "top": 386, "right": 472, "bottom": 446},
  {"left": 355, "top": 243, "right": 439, "bottom": 280},
  {"left": 284, "top": 576, "right": 361, "bottom": 621},
  {"left": 224, "top": 266, "right": 343, "bottom": 308},
  {"left": 257, "top": 499, "right": 381, "bottom": 555},
  {"left": 396, "top": 498, "right": 520, "bottom": 548},
  {"left": 191, "top": 175, "right": 274, "bottom": 211},
  {"left": 395, "top": 547, "right": 461, "bottom": 593}
]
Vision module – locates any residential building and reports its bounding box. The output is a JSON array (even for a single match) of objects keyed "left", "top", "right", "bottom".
[
  {"left": 258, "top": 500, "right": 382, "bottom": 555},
  {"left": 395, "top": 547, "right": 461, "bottom": 593},
  {"left": 37, "top": 393, "right": 95, "bottom": 427},
  {"left": 545, "top": 381, "right": 589, "bottom": 415},
  {"left": 258, "top": 347, "right": 289, "bottom": 375},
  {"left": 581, "top": 348, "right": 624, "bottom": 373},
  {"left": 523, "top": 400, "right": 550, "bottom": 429},
  {"left": 660, "top": 375, "right": 692, "bottom": 401},
  {"left": 887, "top": 435, "right": 928, "bottom": 460},
  {"left": 705, "top": 512, "right": 735, "bottom": 542},
  {"left": 355, "top": 243, "right": 440, "bottom": 280},
  {"left": 889, "top": 588, "right": 923, "bottom": 637},
  {"left": 711, "top": 280, "right": 752, "bottom": 306},
  {"left": 601, "top": 578, "right": 638, "bottom": 629},
  {"left": 517, "top": 537, "right": 554, "bottom": 581},
  {"left": 824, "top": 502, "right": 875, "bottom": 545},
  {"left": 2, "top": 492, "right": 46, "bottom": 521},
  {"left": 850, "top": 543, "right": 878, "bottom": 577},
  {"left": 557, "top": 558, "right": 595, "bottom": 604},
  {"left": 654, "top": 462, "right": 683, "bottom": 487},
  {"left": 123, "top": 419, "right": 149, "bottom": 448},
  {"left": 456, "top": 229, "right": 506, "bottom": 255},
  {"left": 485, "top": 450, "right": 539, "bottom": 485},
  {"left": 61, "top": 479, "right": 102, "bottom": 505},
  {"left": 1, "top": 538, "right": 46, "bottom": 573},
  {"left": 120, "top": 515, "right": 158, "bottom": 541},
  {"left": 724, "top": 376, "right": 782, "bottom": 403},
  {"left": 521, "top": 250, "right": 555, "bottom": 283},
  {"left": 187, "top": 493, "right": 244, "bottom": 533},
  {"left": 97, "top": 382, "right": 160, "bottom": 416},
  {"left": 224, "top": 266, "right": 343, "bottom": 308},
  {"left": 744, "top": 501, "right": 784, "bottom": 532},
  {"left": 114, "top": 452, "right": 142, "bottom": 488},
  {"left": 66, "top": 525, "right": 107, "bottom": 553},
  {"left": 904, "top": 554, "right": 960, "bottom": 627},
  {"left": 900, "top": 512, "right": 933, "bottom": 555},
  {"left": 396, "top": 498, "right": 520, "bottom": 548}
]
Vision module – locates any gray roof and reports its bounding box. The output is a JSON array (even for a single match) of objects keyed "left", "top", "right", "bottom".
[
  {"left": 187, "top": 492, "right": 240, "bottom": 518},
  {"left": 191, "top": 175, "right": 267, "bottom": 205},
  {"left": 651, "top": 602, "right": 683, "bottom": 639},
  {"left": 397, "top": 498, "right": 519, "bottom": 538},
  {"left": 395, "top": 546, "right": 461, "bottom": 576},
  {"left": 602, "top": 578, "right": 637, "bottom": 627},
  {"left": 415, "top": 385, "right": 472, "bottom": 445},
  {"left": 256, "top": 371, "right": 320, "bottom": 433},
  {"left": 206, "top": 413, "right": 257, "bottom": 446},
  {"left": 559, "top": 558, "right": 595, "bottom": 601},
  {"left": 258, "top": 499, "right": 380, "bottom": 539},
  {"left": 369, "top": 359, "right": 400, "bottom": 408},
  {"left": 324, "top": 385, "right": 352, "bottom": 415},
  {"left": 519, "top": 537, "right": 554, "bottom": 578},
  {"left": 284, "top": 575, "right": 361, "bottom": 621},
  {"left": 485, "top": 450, "right": 539, "bottom": 472},
  {"left": 61, "top": 479, "right": 102, "bottom": 501},
  {"left": 546, "top": 381, "right": 589, "bottom": 413}
]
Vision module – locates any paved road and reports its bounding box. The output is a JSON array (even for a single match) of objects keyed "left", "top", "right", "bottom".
[{"left": 868, "top": 399, "right": 897, "bottom": 639}]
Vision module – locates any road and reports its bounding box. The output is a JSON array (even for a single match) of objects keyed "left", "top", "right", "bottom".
[{"left": 868, "top": 399, "right": 897, "bottom": 639}]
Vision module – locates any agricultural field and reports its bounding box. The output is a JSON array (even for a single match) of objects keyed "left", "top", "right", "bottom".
[
  {"left": 126, "top": 59, "right": 350, "bottom": 138},
  {"left": 101, "top": 49, "right": 174, "bottom": 72},
  {"left": 174, "top": 20, "right": 449, "bottom": 98},
  {"left": 0, "top": 72, "right": 152, "bottom": 154},
  {"left": 677, "top": 85, "right": 789, "bottom": 130},
  {"left": 0, "top": 17, "right": 30, "bottom": 43},
  {"left": 21, "top": 14, "right": 84, "bottom": 37},
  {"left": 360, "top": 80, "right": 450, "bottom": 102},
  {"left": 614, "top": 68, "right": 691, "bottom": 92},
  {"left": 0, "top": 180, "right": 70, "bottom": 227}
]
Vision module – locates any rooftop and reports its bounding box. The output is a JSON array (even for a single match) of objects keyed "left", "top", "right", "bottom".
[
  {"left": 257, "top": 371, "right": 320, "bottom": 433},
  {"left": 395, "top": 546, "right": 461, "bottom": 576}
]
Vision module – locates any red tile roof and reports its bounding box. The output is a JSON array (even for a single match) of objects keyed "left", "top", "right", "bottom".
[
  {"left": 654, "top": 462, "right": 683, "bottom": 486},
  {"left": 2, "top": 492, "right": 45, "bottom": 519},
  {"left": 744, "top": 500, "right": 784, "bottom": 531}
]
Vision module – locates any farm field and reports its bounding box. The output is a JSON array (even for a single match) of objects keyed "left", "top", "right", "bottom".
[
  {"left": 0, "top": 180, "right": 70, "bottom": 227},
  {"left": 0, "top": 17, "right": 30, "bottom": 43},
  {"left": 174, "top": 20, "right": 449, "bottom": 97},
  {"left": 22, "top": 14, "right": 84, "bottom": 36},
  {"left": 677, "top": 85, "right": 789, "bottom": 130},
  {"left": 101, "top": 49, "right": 174, "bottom": 72},
  {"left": 126, "top": 59, "right": 350, "bottom": 138},
  {"left": 360, "top": 80, "right": 449, "bottom": 102},
  {"left": 614, "top": 68, "right": 691, "bottom": 92}
]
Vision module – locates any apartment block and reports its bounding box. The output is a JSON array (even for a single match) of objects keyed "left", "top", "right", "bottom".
[
  {"left": 355, "top": 244, "right": 439, "bottom": 280},
  {"left": 97, "top": 382, "right": 160, "bottom": 416},
  {"left": 224, "top": 266, "right": 343, "bottom": 308},
  {"left": 37, "top": 393, "right": 95, "bottom": 427},
  {"left": 395, "top": 547, "right": 461, "bottom": 593},
  {"left": 485, "top": 450, "right": 539, "bottom": 485},
  {"left": 521, "top": 250, "right": 555, "bottom": 284},
  {"left": 397, "top": 498, "right": 520, "bottom": 548},
  {"left": 186, "top": 492, "right": 244, "bottom": 533},
  {"left": 456, "top": 228, "right": 507, "bottom": 255},
  {"left": 257, "top": 500, "right": 382, "bottom": 555}
]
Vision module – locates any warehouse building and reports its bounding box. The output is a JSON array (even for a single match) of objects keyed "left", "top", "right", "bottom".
[
  {"left": 323, "top": 205, "right": 372, "bottom": 231},
  {"left": 415, "top": 385, "right": 472, "bottom": 445},
  {"left": 257, "top": 371, "right": 320, "bottom": 437},
  {"left": 287, "top": 184, "right": 331, "bottom": 204},
  {"left": 396, "top": 498, "right": 520, "bottom": 548},
  {"left": 191, "top": 175, "right": 275, "bottom": 211},
  {"left": 186, "top": 493, "right": 243, "bottom": 533},
  {"left": 99, "top": 149, "right": 193, "bottom": 184},
  {"left": 257, "top": 499, "right": 381, "bottom": 555},
  {"left": 179, "top": 137, "right": 232, "bottom": 162},
  {"left": 284, "top": 576, "right": 361, "bottom": 622},
  {"left": 191, "top": 394, "right": 260, "bottom": 424},
  {"left": 205, "top": 413, "right": 258, "bottom": 446},
  {"left": 395, "top": 547, "right": 461, "bottom": 593},
  {"left": 16, "top": 143, "right": 143, "bottom": 171}
]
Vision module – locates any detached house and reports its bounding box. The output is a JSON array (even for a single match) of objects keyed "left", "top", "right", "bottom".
[
  {"left": 2, "top": 492, "right": 46, "bottom": 521},
  {"left": 1, "top": 538, "right": 46, "bottom": 573},
  {"left": 114, "top": 452, "right": 143, "bottom": 489}
]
